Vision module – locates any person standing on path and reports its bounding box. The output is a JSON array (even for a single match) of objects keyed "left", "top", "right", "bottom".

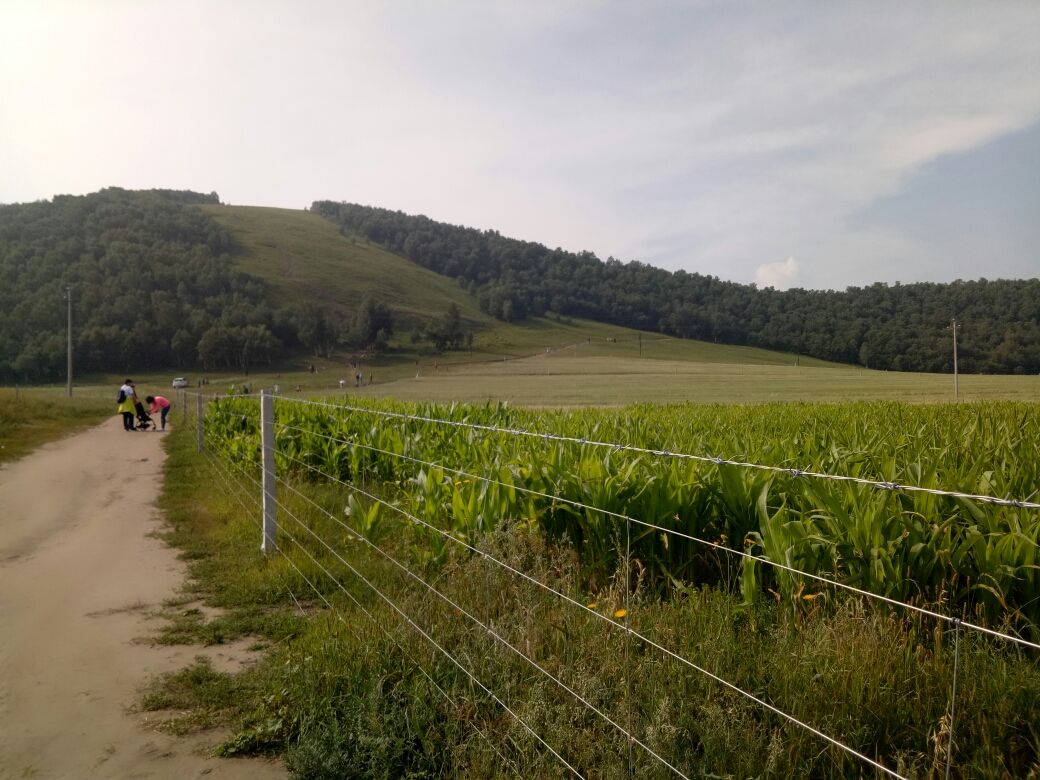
[
  {"left": 145, "top": 395, "right": 171, "bottom": 431},
  {"left": 117, "top": 379, "right": 137, "bottom": 431}
]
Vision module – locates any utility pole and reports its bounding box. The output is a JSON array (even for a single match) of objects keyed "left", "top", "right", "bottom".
[
  {"left": 65, "top": 285, "right": 73, "bottom": 398},
  {"left": 949, "top": 318, "right": 960, "bottom": 399}
]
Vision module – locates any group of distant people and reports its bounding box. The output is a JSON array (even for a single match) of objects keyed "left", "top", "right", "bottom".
[{"left": 116, "top": 379, "right": 170, "bottom": 432}]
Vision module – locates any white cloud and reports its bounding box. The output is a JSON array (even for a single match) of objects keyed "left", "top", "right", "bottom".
[
  {"left": 755, "top": 257, "right": 798, "bottom": 291},
  {"left": 1, "top": 1, "right": 1039, "bottom": 289}
]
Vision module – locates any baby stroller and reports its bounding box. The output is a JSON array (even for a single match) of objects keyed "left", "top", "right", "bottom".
[{"left": 134, "top": 399, "right": 157, "bottom": 430}]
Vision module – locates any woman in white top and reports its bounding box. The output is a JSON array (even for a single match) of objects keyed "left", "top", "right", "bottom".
[{"left": 117, "top": 379, "right": 137, "bottom": 431}]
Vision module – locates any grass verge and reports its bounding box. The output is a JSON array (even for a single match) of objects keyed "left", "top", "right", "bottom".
[
  {"left": 146, "top": 422, "right": 1040, "bottom": 779},
  {"left": 0, "top": 389, "right": 112, "bottom": 464}
]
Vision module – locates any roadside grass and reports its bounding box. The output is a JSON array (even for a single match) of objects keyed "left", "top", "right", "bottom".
[
  {"left": 0, "top": 388, "right": 112, "bottom": 464},
  {"left": 152, "top": 426, "right": 307, "bottom": 646},
  {"left": 146, "top": 421, "right": 1040, "bottom": 778},
  {"left": 139, "top": 656, "right": 260, "bottom": 736}
]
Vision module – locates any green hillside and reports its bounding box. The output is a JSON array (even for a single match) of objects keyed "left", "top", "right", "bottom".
[
  {"left": 0, "top": 190, "right": 849, "bottom": 385},
  {"left": 313, "top": 201, "right": 1040, "bottom": 374},
  {"left": 200, "top": 205, "right": 486, "bottom": 331},
  {"left": 203, "top": 204, "right": 836, "bottom": 368}
]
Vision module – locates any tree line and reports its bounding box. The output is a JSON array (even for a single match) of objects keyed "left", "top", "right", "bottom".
[
  {"left": 312, "top": 201, "right": 1040, "bottom": 374},
  {"left": 0, "top": 189, "right": 395, "bottom": 382}
]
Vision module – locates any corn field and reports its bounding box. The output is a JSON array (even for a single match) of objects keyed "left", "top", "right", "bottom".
[{"left": 206, "top": 397, "right": 1040, "bottom": 638}]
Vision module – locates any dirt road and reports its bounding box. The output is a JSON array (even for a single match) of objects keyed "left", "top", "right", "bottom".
[{"left": 0, "top": 421, "right": 285, "bottom": 779}]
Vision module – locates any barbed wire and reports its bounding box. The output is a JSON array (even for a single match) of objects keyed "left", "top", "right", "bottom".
[
  {"left": 261, "top": 479, "right": 585, "bottom": 778},
  {"left": 272, "top": 395, "right": 1040, "bottom": 511},
  {"left": 271, "top": 420, "right": 1040, "bottom": 652},
  {"left": 201, "top": 433, "right": 526, "bottom": 776},
  {"left": 271, "top": 471, "right": 690, "bottom": 780},
  {"left": 270, "top": 445, "right": 906, "bottom": 779}
]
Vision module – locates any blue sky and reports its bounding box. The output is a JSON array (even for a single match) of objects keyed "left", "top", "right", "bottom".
[{"left": 1, "top": 1, "right": 1038, "bottom": 290}]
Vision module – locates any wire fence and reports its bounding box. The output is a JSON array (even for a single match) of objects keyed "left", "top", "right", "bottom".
[
  {"left": 199, "top": 417, "right": 561, "bottom": 775},
  {"left": 181, "top": 389, "right": 1040, "bottom": 779}
]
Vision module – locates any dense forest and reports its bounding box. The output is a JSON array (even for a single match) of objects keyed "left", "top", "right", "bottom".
[
  {"left": 0, "top": 189, "right": 392, "bottom": 382},
  {"left": 3, "top": 189, "right": 1036, "bottom": 381},
  {"left": 312, "top": 201, "right": 1040, "bottom": 374}
]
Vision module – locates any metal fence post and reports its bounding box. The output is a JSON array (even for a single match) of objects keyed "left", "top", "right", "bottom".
[
  {"left": 261, "top": 389, "right": 277, "bottom": 554},
  {"left": 196, "top": 393, "right": 204, "bottom": 452}
]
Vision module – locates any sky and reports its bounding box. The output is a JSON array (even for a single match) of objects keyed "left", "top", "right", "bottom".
[{"left": 1, "top": 1, "right": 1038, "bottom": 291}]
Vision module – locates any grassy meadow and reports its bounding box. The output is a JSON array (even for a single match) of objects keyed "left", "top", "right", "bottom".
[
  {"left": 191, "top": 202, "right": 1037, "bottom": 405},
  {"left": 61, "top": 332, "right": 1036, "bottom": 408},
  {"left": 0, "top": 387, "right": 113, "bottom": 465},
  {"left": 352, "top": 353, "right": 1040, "bottom": 405}
]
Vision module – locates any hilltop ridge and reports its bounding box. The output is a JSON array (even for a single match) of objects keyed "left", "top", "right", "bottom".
[{"left": 312, "top": 200, "right": 1040, "bottom": 374}]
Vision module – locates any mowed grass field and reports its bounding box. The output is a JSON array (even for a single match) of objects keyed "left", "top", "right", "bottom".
[
  {"left": 11, "top": 317, "right": 1037, "bottom": 416},
  {"left": 343, "top": 353, "right": 1040, "bottom": 405},
  {"left": 55, "top": 347, "right": 1037, "bottom": 408}
]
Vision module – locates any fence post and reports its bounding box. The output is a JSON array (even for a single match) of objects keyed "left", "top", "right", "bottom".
[
  {"left": 196, "top": 393, "right": 204, "bottom": 452},
  {"left": 945, "top": 616, "right": 962, "bottom": 780},
  {"left": 261, "top": 389, "right": 277, "bottom": 554},
  {"left": 625, "top": 515, "right": 634, "bottom": 777}
]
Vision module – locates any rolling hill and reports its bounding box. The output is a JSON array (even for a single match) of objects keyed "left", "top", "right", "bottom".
[
  {"left": 16, "top": 188, "right": 1024, "bottom": 386},
  {"left": 202, "top": 204, "right": 836, "bottom": 368},
  {"left": 200, "top": 205, "right": 486, "bottom": 332},
  {"left": 312, "top": 200, "right": 1040, "bottom": 375}
]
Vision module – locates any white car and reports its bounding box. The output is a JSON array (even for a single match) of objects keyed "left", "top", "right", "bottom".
[{"left": 171, "top": 377, "right": 189, "bottom": 389}]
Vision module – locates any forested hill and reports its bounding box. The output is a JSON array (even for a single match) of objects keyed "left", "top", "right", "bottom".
[
  {"left": 312, "top": 201, "right": 1040, "bottom": 374},
  {"left": 0, "top": 188, "right": 278, "bottom": 381}
]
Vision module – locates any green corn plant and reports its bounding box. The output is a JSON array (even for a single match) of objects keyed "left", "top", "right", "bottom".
[
  {"left": 345, "top": 493, "right": 385, "bottom": 546},
  {"left": 201, "top": 395, "right": 1040, "bottom": 636}
]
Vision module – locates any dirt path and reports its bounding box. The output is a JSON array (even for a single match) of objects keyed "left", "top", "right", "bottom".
[{"left": 0, "top": 421, "right": 285, "bottom": 780}]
